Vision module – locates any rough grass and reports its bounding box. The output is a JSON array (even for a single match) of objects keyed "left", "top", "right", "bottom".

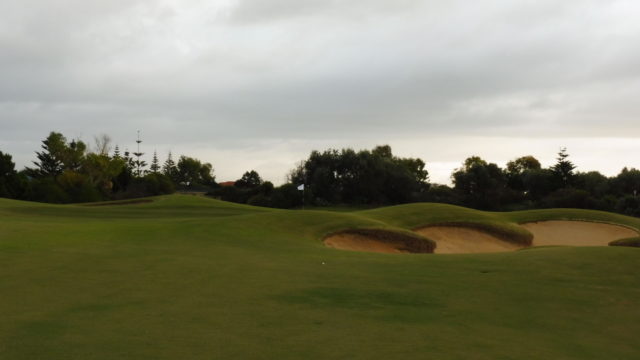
[{"left": 1, "top": 195, "right": 640, "bottom": 360}]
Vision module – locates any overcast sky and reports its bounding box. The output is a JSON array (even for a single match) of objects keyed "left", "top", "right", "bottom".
[{"left": 1, "top": 0, "right": 639, "bottom": 184}]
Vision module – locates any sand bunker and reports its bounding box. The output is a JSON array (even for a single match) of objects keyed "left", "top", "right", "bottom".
[
  {"left": 325, "top": 233, "right": 411, "bottom": 254},
  {"left": 415, "top": 226, "right": 522, "bottom": 254},
  {"left": 323, "top": 229, "right": 434, "bottom": 254},
  {"left": 521, "top": 221, "right": 638, "bottom": 247},
  {"left": 325, "top": 221, "right": 639, "bottom": 255}
]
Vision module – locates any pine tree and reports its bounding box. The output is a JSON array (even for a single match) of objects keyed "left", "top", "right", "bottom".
[
  {"left": 113, "top": 145, "right": 121, "bottom": 160},
  {"left": 162, "top": 151, "right": 178, "bottom": 182},
  {"left": 552, "top": 147, "right": 576, "bottom": 188},
  {"left": 123, "top": 149, "right": 135, "bottom": 171},
  {"left": 150, "top": 150, "right": 160, "bottom": 173},
  {"left": 132, "top": 131, "right": 147, "bottom": 177},
  {"left": 29, "top": 132, "right": 67, "bottom": 178}
]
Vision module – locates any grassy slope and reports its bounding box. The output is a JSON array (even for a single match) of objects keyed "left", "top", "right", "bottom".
[{"left": 0, "top": 195, "right": 639, "bottom": 359}]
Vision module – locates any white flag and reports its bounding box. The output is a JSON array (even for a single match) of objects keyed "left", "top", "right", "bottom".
[{"left": 297, "top": 184, "right": 305, "bottom": 191}]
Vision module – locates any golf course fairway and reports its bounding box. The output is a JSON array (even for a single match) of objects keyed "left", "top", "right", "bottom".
[{"left": 1, "top": 194, "right": 639, "bottom": 359}]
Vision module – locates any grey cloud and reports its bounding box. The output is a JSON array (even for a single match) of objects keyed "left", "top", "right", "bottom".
[
  {"left": 1, "top": 0, "right": 639, "bottom": 180},
  {"left": 228, "top": 0, "right": 425, "bottom": 23}
]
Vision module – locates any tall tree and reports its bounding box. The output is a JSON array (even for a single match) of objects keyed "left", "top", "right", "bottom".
[
  {"left": 612, "top": 167, "right": 640, "bottom": 197},
  {"left": 177, "top": 156, "right": 215, "bottom": 186},
  {"left": 63, "top": 139, "right": 87, "bottom": 171},
  {"left": 552, "top": 147, "right": 576, "bottom": 188},
  {"left": 112, "top": 148, "right": 135, "bottom": 192},
  {"left": 236, "top": 170, "right": 263, "bottom": 188},
  {"left": 82, "top": 153, "right": 125, "bottom": 194},
  {"left": 132, "top": 131, "right": 146, "bottom": 177},
  {"left": 289, "top": 145, "right": 429, "bottom": 205},
  {"left": 452, "top": 156, "right": 508, "bottom": 210},
  {"left": 0, "top": 150, "right": 20, "bottom": 198},
  {"left": 162, "top": 151, "right": 178, "bottom": 182},
  {"left": 28, "top": 132, "right": 67, "bottom": 178},
  {"left": 506, "top": 156, "right": 541, "bottom": 175},
  {"left": 506, "top": 155, "right": 542, "bottom": 191},
  {"left": 113, "top": 145, "right": 122, "bottom": 159},
  {"left": 150, "top": 150, "right": 160, "bottom": 173}
]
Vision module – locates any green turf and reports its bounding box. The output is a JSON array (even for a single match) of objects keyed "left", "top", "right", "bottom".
[{"left": 1, "top": 195, "right": 639, "bottom": 359}]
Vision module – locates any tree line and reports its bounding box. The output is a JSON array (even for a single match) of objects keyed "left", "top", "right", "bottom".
[
  {"left": 1, "top": 132, "right": 639, "bottom": 217},
  {"left": 212, "top": 145, "right": 640, "bottom": 217},
  {"left": 0, "top": 131, "right": 214, "bottom": 203}
]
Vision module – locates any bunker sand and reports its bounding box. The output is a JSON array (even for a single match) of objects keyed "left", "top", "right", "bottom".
[
  {"left": 522, "top": 221, "right": 638, "bottom": 247},
  {"left": 324, "top": 221, "right": 638, "bottom": 255},
  {"left": 324, "top": 233, "right": 411, "bottom": 254},
  {"left": 415, "top": 226, "right": 521, "bottom": 254}
]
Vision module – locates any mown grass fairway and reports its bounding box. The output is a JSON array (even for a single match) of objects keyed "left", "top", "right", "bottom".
[{"left": 1, "top": 195, "right": 639, "bottom": 359}]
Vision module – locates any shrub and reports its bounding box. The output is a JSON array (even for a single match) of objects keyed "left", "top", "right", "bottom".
[
  {"left": 29, "top": 177, "right": 70, "bottom": 203},
  {"left": 247, "top": 194, "right": 272, "bottom": 207},
  {"left": 141, "top": 173, "right": 175, "bottom": 195}
]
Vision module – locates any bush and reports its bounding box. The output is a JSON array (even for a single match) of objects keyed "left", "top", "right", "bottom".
[
  {"left": 57, "top": 171, "right": 103, "bottom": 203},
  {"left": 142, "top": 173, "right": 175, "bottom": 195},
  {"left": 270, "top": 184, "right": 303, "bottom": 209},
  {"left": 416, "top": 184, "right": 462, "bottom": 205},
  {"left": 209, "top": 186, "right": 246, "bottom": 203},
  {"left": 118, "top": 173, "right": 175, "bottom": 198},
  {"left": 247, "top": 194, "right": 272, "bottom": 207},
  {"left": 29, "top": 177, "right": 70, "bottom": 203}
]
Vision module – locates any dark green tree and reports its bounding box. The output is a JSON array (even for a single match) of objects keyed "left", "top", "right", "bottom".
[
  {"left": 287, "top": 145, "right": 428, "bottom": 205},
  {"left": 574, "top": 171, "right": 609, "bottom": 198},
  {"left": 150, "top": 150, "right": 160, "bottom": 173},
  {"left": 236, "top": 170, "right": 263, "bottom": 188},
  {"left": 506, "top": 156, "right": 542, "bottom": 174},
  {"left": 611, "top": 167, "right": 640, "bottom": 197},
  {"left": 177, "top": 156, "right": 215, "bottom": 186},
  {"left": 63, "top": 139, "right": 87, "bottom": 171},
  {"left": 162, "top": 151, "right": 179, "bottom": 183},
  {"left": 0, "top": 151, "right": 21, "bottom": 198},
  {"left": 506, "top": 155, "right": 542, "bottom": 192},
  {"left": 113, "top": 145, "right": 122, "bottom": 159},
  {"left": 28, "top": 132, "right": 67, "bottom": 178},
  {"left": 82, "top": 153, "right": 125, "bottom": 194},
  {"left": 522, "top": 168, "right": 555, "bottom": 200},
  {"left": 112, "top": 149, "right": 135, "bottom": 192},
  {"left": 551, "top": 147, "right": 576, "bottom": 188},
  {"left": 132, "top": 131, "right": 146, "bottom": 177},
  {"left": 452, "top": 156, "right": 509, "bottom": 210}
]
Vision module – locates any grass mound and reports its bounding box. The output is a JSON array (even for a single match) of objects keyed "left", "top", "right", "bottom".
[{"left": 609, "top": 237, "right": 640, "bottom": 248}]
